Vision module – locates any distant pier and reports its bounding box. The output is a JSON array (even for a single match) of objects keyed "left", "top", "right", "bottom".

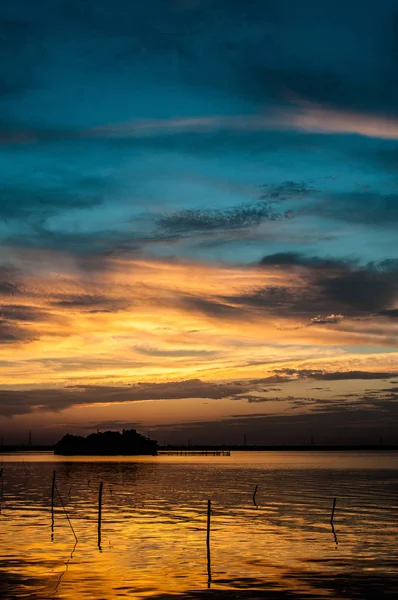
[{"left": 159, "top": 450, "right": 231, "bottom": 456}]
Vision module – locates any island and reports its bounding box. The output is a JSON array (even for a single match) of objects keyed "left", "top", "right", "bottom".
[{"left": 53, "top": 429, "right": 158, "bottom": 456}]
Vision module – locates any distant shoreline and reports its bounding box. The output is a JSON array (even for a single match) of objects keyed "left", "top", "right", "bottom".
[{"left": 1, "top": 444, "right": 398, "bottom": 453}]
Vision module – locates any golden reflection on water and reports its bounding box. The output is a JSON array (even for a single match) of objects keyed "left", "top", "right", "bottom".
[{"left": 0, "top": 452, "right": 398, "bottom": 599}]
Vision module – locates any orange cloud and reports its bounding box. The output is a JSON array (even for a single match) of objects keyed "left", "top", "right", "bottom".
[{"left": 1, "top": 251, "right": 398, "bottom": 392}]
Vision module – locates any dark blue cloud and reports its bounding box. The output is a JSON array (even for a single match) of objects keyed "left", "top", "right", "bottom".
[
  {"left": 212, "top": 256, "right": 398, "bottom": 321},
  {"left": 1, "top": 0, "right": 397, "bottom": 128},
  {"left": 0, "top": 182, "right": 104, "bottom": 221},
  {"left": 157, "top": 202, "right": 286, "bottom": 234},
  {"left": 259, "top": 252, "right": 349, "bottom": 270},
  {"left": 310, "top": 192, "right": 398, "bottom": 226}
]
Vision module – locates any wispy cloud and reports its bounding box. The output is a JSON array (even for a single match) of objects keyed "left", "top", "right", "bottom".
[
  {"left": 4, "top": 104, "right": 398, "bottom": 146},
  {"left": 1, "top": 369, "right": 397, "bottom": 418},
  {"left": 156, "top": 202, "right": 284, "bottom": 234},
  {"left": 286, "top": 103, "right": 398, "bottom": 140}
]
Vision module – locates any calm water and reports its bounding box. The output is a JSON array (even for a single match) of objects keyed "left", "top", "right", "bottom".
[{"left": 0, "top": 451, "right": 398, "bottom": 599}]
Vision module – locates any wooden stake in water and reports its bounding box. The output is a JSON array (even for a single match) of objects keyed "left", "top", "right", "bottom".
[
  {"left": 51, "top": 470, "right": 56, "bottom": 534},
  {"left": 206, "top": 499, "right": 212, "bottom": 586},
  {"left": 98, "top": 482, "right": 103, "bottom": 550},
  {"left": 330, "top": 497, "right": 337, "bottom": 525}
]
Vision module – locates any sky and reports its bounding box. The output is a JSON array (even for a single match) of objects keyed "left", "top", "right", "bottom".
[{"left": 1, "top": 0, "right": 398, "bottom": 445}]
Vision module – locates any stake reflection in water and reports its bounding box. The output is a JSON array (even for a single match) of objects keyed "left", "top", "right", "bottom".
[
  {"left": 330, "top": 497, "right": 338, "bottom": 546},
  {"left": 330, "top": 497, "right": 337, "bottom": 525},
  {"left": 51, "top": 470, "right": 56, "bottom": 540},
  {"left": 206, "top": 499, "right": 211, "bottom": 588},
  {"left": 331, "top": 521, "right": 339, "bottom": 546},
  {"left": 0, "top": 467, "right": 3, "bottom": 514},
  {"left": 98, "top": 482, "right": 104, "bottom": 550},
  {"left": 252, "top": 484, "right": 258, "bottom": 508},
  {"left": 54, "top": 540, "right": 78, "bottom": 597}
]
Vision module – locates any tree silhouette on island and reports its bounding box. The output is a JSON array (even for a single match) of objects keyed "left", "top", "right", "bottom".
[{"left": 54, "top": 429, "right": 158, "bottom": 455}]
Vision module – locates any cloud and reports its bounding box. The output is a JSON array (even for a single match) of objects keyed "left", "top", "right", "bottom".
[
  {"left": 178, "top": 295, "right": 244, "bottom": 320},
  {"left": 274, "top": 368, "right": 398, "bottom": 381},
  {"left": 225, "top": 255, "right": 398, "bottom": 319},
  {"left": 0, "top": 266, "right": 22, "bottom": 295},
  {"left": 142, "top": 395, "right": 398, "bottom": 445},
  {"left": 309, "top": 314, "right": 344, "bottom": 326},
  {"left": 243, "top": 395, "right": 301, "bottom": 403},
  {"left": 156, "top": 202, "right": 286, "bottom": 234},
  {"left": 0, "top": 182, "right": 105, "bottom": 222},
  {"left": 0, "top": 14, "right": 41, "bottom": 100},
  {"left": 379, "top": 309, "right": 398, "bottom": 318},
  {"left": 87, "top": 106, "right": 398, "bottom": 141},
  {"left": 312, "top": 191, "right": 398, "bottom": 226},
  {"left": 286, "top": 105, "right": 398, "bottom": 140},
  {"left": 0, "top": 114, "right": 287, "bottom": 146},
  {"left": 2, "top": 369, "right": 398, "bottom": 418},
  {"left": 1, "top": 0, "right": 398, "bottom": 153},
  {"left": 259, "top": 252, "right": 349, "bottom": 270},
  {"left": 0, "top": 301, "right": 52, "bottom": 344},
  {"left": 258, "top": 183, "right": 398, "bottom": 228},
  {"left": 76, "top": 420, "right": 143, "bottom": 431},
  {"left": 0, "top": 304, "right": 53, "bottom": 322},
  {"left": 4, "top": 103, "right": 398, "bottom": 149},
  {"left": 0, "top": 378, "right": 250, "bottom": 416},
  {"left": 224, "top": 285, "right": 312, "bottom": 316},
  {"left": 51, "top": 294, "right": 131, "bottom": 313},
  {"left": 0, "top": 321, "right": 34, "bottom": 344},
  {"left": 366, "top": 147, "right": 398, "bottom": 173},
  {"left": 317, "top": 267, "right": 398, "bottom": 313},
  {"left": 4, "top": 227, "right": 143, "bottom": 259},
  {"left": 134, "top": 344, "right": 218, "bottom": 358},
  {"left": 259, "top": 181, "right": 318, "bottom": 203}
]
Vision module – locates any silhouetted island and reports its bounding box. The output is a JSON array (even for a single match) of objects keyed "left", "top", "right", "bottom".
[{"left": 53, "top": 429, "right": 158, "bottom": 455}]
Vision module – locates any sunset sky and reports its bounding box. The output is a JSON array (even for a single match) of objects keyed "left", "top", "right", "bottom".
[{"left": 1, "top": 0, "right": 398, "bottom": 444}]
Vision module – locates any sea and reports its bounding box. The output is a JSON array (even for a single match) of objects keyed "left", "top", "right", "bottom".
[{"left": 0, "top": 451, "right": 397, "bottom": 599}]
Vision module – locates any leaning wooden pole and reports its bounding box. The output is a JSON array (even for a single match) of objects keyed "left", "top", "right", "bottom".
[
  {"left": 98, "top": 482, "right": 104, "bottom": 549},
  {"left": 55, "top": 483, "right": 78, "bottom": 543},
  {"left": 51, "top": 470, "right": 56, "bottom": 534},
  {"left": 206, "top": 499, "right": 212, "bottom": 586}
]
